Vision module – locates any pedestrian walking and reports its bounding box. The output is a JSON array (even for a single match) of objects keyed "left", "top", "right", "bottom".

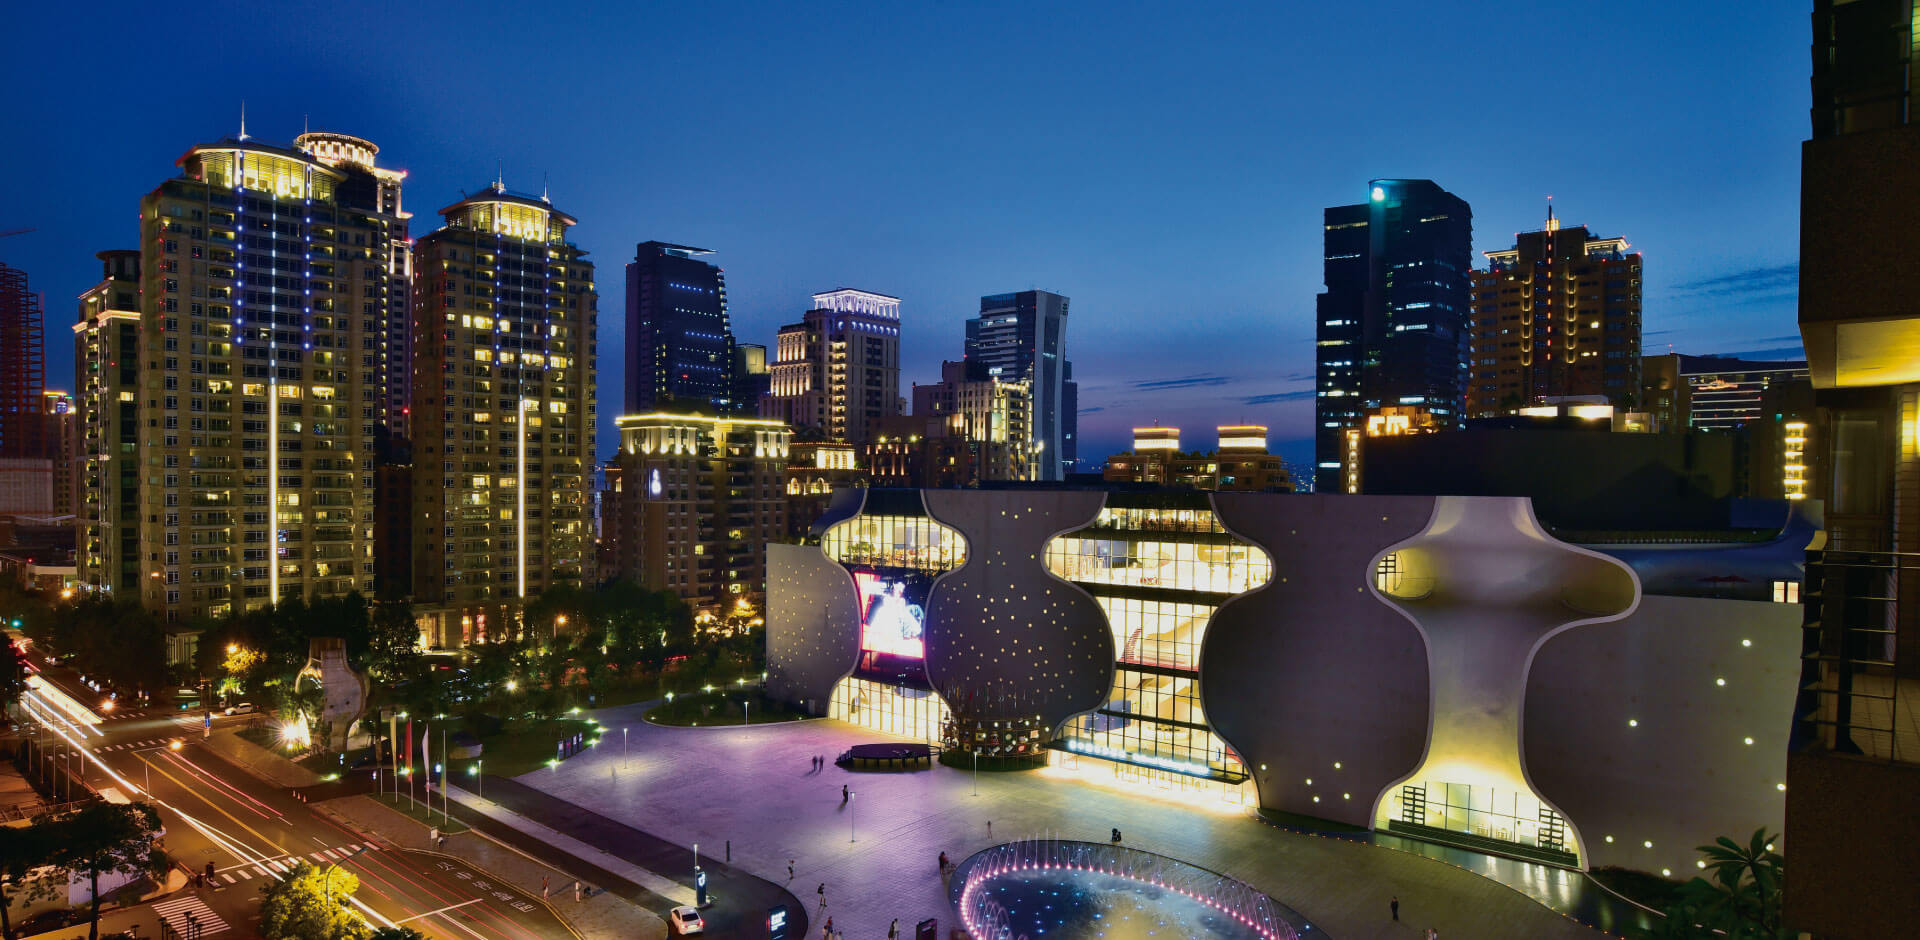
[
  {"left": 573, "top": 880, "right": 581, "bottom": 902},
  {"left": 986, "top": 819, "right": 992, "bottom": 837},
  {"left": 204, "top": 861, "right": 215, "bottom": 886},
  {"left": 1391, "top": 896, "right": 1399, "bottom": 921},
  {"left": 787, "top": 860, "right": 795, "bottom": 882},
  {"left": 889, "top": 918, "right": 899, "bottom": 938},
  {"left": 542, "top": 876, "right": 550, "bottom": 898},
  {"left": 437, "top": 833, "right": 447, "bottom": 850},
  {"left": 817, "top": 882, "right": 826, "bottom": 905},
  {"left": 822, "top": 916, "right": 833, "bottom": 939},
  {"left": 841, "top": 783, "right": 849, "bottom": 803}
]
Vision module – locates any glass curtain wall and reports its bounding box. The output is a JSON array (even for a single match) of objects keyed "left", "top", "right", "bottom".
[
  {"left": 829, "top": 677, "right": 950, "bottom": 742},
  {"left": 1044, "top": 504, "right": 1272, "bottom": 783}
]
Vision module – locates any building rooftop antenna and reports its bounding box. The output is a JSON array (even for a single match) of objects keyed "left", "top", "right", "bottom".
[
  {"left": 1545, "top": 195, "right": 1557, "bottom": 232},
  {"left": 238, "top": 101, "right": 249, "bottom": 141}
]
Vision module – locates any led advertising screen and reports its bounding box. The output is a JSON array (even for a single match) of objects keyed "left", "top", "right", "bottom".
[{"left": 852, "top": 569, "right": 929, "bottom": 659}]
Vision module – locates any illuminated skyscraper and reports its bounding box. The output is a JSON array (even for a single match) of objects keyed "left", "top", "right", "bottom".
[
  {"left": 409, "top": 184, "right": 596, "bottom": 648},
  {"left": 965, "top": 290, "right": 1075, "bottom": 480},
  {"left": 81, "top": 133, "right": 408, "bottom": 619},
  {"left": 1467, "top": 213, "right": 1642, "bottom": 416},
  {"left": 762, "top": 289, "right": 901, "bottom": 444},
  {"left": 1314, "top": 179, "right": 1473, "bottom": 492},
  {"left": 623, "top": 241, "right": 734, "bottom": 413}
]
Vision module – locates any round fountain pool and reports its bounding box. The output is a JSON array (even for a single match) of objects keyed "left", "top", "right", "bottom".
[{"left": 948, "top": 839, "right": 1322, "bottom": 940}]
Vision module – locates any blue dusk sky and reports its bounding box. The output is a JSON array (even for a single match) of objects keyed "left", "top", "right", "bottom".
[{"left": 0, "top": 1, "right": 1808, "bottom": 469}]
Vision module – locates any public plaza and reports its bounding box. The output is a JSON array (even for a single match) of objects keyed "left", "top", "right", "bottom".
[{"left": 525, "top": 701, "right": 1630, "bottom": 939}]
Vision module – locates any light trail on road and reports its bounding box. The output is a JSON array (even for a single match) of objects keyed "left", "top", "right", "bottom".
[{"left": 19, "top": 691, "right": 403, "bottom": 932}]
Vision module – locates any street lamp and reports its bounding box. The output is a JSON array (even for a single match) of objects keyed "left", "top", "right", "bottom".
[{"left": 849, "top": 791, "right": 857, "bottom": 843}]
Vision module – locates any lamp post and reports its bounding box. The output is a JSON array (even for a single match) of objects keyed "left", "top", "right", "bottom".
[
  {"left": 972, "top": 750, "right": 979, "bottom": 796},
  {"left": 622, "top": 726, "right": 629, "bottom": 767},
  {"left": 849, "top": 791, "right": 857, "bottom": 843},
  {"left": 742, "top": 701, "right": 750, "bottom": 726}
]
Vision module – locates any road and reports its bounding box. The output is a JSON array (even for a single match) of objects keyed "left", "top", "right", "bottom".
[{"left": 16, "top": 654, "right": 580, "bottom": 940}]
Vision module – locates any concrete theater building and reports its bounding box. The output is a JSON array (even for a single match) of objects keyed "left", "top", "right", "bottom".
[{"left": 767, "top": 487, "right": 1814, "bottom": 876}]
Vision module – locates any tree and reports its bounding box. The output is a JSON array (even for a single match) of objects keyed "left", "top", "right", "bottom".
[
  {"left": 367, "top": 929, "right": 426, "bottom": 940},
  {"left": 45, "top": 802, "right": 166, "bottom": 940},
  {"left": 0, "top": 821, "right": 59, "bottom": 940},
  {"left": 1646, "top": 828, "right": 1786, "bottom": 940},
  {"left": 259, "top": 862, "right": 368, "bottom": 940},
  {"left": 363, "top": 601, "right": 421, "bottom": 683}
]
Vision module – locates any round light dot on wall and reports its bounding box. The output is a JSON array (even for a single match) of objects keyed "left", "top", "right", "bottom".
[
  {"left": 1312, "top": 796, "right": 1320, "bottom": 803},
  {"left": 1716, "top": 678, "right": 1727, "bottom": 687},
  {"left": 1662, "top": 868, "right": 1672, "bottom": 877},
  {"left": 1604, "top": 835, "right": 1614, "bottom": 843},
  {"left": 1628, "top": 719, "right": 1638, "bottom": 727},
  {"left": 1744, "top": 737, "right": 1754, "bottom": 745},
  {"left": 1697, "top": 860, "right": 1706, "bottom": 869},
  {"left": 1777, "top": 783, "right": 1786, "bottom": 791},
  {"left": 1305, "top": 778, "right": 1312, "bottom": 785},
  {"left": 1742, "top": 639, "right": 1752, "bottom": 647},
  {"left": 1644, "top": 840, "right": 1653, "bottom": 848},
  {"left": 1333, "top": 761, "right": 1342, "bottom": 769}
]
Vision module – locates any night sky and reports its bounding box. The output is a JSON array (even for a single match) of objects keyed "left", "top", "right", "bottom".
[{"left": 0, "top": 1, "right": 1808, "bottom": 470}]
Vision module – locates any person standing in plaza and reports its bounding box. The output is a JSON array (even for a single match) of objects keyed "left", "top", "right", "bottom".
[
  {"left": 1391, "top": 895, "right": 1399, "bottom": 921},
  {"left": 889, "top": 918, "right": 899, "bottom": 938}
]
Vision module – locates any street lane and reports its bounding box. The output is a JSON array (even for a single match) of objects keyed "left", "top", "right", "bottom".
[{"left": 18, "top": 666, "right": 578, "bottom": 940}]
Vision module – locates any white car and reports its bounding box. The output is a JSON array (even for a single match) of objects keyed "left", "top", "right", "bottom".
[
  {"left": 668, "top": 905, "right": 704, "bottom": 935},
  {"left": 224, "top": 703, "right": 258, "bottom": 716}
]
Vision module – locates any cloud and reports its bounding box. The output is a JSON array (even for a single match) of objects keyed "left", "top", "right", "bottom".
[
  {"left": 1708, "top": 346, "right": 1806, "bottom": 362},
  {"left": 1240, "top": 390, "right": 1318, "bottom": 404},
  {"left": 1077, "top": 405, "right": 1105, "bottom": 415},
  {"left": 1133, "top": 373, "right": 1232, "bottom": 390},
  {"left": 1673, "top": 263, "right": 1799, "bottom": 297}
]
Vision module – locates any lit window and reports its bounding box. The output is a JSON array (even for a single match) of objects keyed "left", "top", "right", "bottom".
[{"left": 1772, "top": 580, "right": 1800, "bottom": 604}]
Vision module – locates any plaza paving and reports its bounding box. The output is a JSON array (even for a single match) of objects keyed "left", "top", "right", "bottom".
[{"left": 521, "top": 703, "right": 1615, "bottom": 940}]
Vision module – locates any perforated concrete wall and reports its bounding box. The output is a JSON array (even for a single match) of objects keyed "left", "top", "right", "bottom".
[
  {"left": 1204, "top": 493, "right": 1438, "bottom": 826},
  {"left": 921, "top": 489, "right": 1111, "bottom": 730},
  {"left": 1524, "top": 595, "right": 1801, "bottom": 874},
  {"left": 765, "top": 539, "right": 864, "bottom": 713}
]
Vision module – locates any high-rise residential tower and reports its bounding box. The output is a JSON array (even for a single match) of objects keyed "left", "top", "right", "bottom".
[
  {"left": 1785, "top": 3, "right": 1920, "bottom": 936},
  {"left": 761, "top": 289, "right": 901, "bottom": 444},
  {"left": 74, "top": 250, "right": 141, "bottom": 596},
  {"left": 1467, "top": 213, "right": 1642, "bottom": 417},
  {"left": 0, "top": 262, "right": 45, "bottom": 460},
  {"left": 80, "top": 133, "right": 409, "bottom": 620},
  {"left": 623, "top": 241, "right": 734, "bottom": 413},
  {"left": 1314, "top": 179, "right": 1474, "bottom": 492},
  {"left": 964, "top": 290, "right": 1074, "bottom": 480},
  {"left": 410, "top": 184, "right": 597, "bottom": 648}
]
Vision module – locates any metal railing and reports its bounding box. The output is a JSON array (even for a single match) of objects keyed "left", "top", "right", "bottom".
[{"left": 1796, "top": 550, "right": 1920, "bottom": 763}]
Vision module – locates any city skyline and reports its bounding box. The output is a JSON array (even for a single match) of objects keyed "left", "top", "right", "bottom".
[{"left": 0, "top": 1, "right": 1809, "bottom": 468}]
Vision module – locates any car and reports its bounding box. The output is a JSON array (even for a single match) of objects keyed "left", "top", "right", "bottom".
[
  {"left": 224, "top": 703, "right": 258, "bottom": 716},
  {"left": 667, "top": 905, "right": 704, "bottom": 935}
]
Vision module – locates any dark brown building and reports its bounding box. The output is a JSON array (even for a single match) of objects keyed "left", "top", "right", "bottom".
[
  {"left": 599, "top": 412, "right": 790, "bottom": 613},
  {"left": 1468, "top": 215, "right": 1642, "bottom": 417},
  {"left": 1785, "top": 3, "right": 1920, "bottom": 936}
]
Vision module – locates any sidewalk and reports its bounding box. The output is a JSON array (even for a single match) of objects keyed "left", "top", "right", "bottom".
[
  {"left": 448, "top": 776, "right": 810, "bottom": 940},
  {"left": 319, "top": 795, "right": 666, "bottom": 940},
  {"left": 526, "top": 702, "right": 1609, "bottom": 940}
]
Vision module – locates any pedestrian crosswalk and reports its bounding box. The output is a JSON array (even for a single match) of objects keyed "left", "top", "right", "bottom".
[
  {"left": 95, "top": 737, "right": 182, "bottom": 752},
  {"left": 152, "top": 895, "right": 228, "bottom": 937},
  {"left": 213, "top": 843, "right": 384, "bottom": 883}
]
